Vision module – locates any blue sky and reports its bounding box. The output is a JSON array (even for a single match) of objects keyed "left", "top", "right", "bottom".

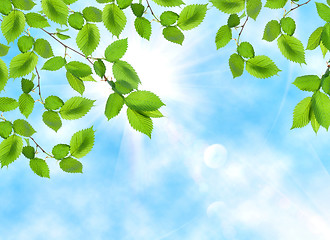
[{"left": 1, "top": 0, "right": 330, "bottom": 239}]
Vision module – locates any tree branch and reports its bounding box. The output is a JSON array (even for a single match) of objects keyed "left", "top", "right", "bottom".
[
  {"left": 41, "top": 28, "right": 93, "bottom": 65},
  {"left": 30, "top": 137, "right": 53, "bottom": 158}
]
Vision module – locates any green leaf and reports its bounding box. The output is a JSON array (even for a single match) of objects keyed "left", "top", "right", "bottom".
[
  {"left": 310, "top": 107, "right": 320, "bottom": 134},
  {"left": 44, "top": 96, "right": 64, "bottom": 110},
  {"left": 29, "top": 158, "right": 50, "bottom": 178},
  {"left": 277, "top": 34, "right": 305, "bottom": 64},
  {"left": 112, "top": 60, "right": 140, "bottom": 89},
  {"left": 293, "top": 75, "right": 321, "bottom": 92},
  {"left": 0, "top": 59, "right": 8, "bottom": 92},
  {"left": 76, "top": 23, "right": 100, "bottom": 56},
  {"left": 291, "top": 97, "right": 312, "bottom": 129},
  {"left": 134, "top": 17, "right": 152, "bottom": 40},
  {"left": 264, "top": 0, "right": 287, "bottom": 9},
  {"left": 306, "top": 27, "right": 323, "bottom": 50},
  {"left": 104, "top": 93, "right": 124, "bottom": 120},
  {"left": 138, "top": 109, "right": 164, "bottom": 118},
  {"left": 0, "top": 43, "right": 10, "bottom": 57},
  {"left": 60, "top": 157, "right": 83, "bottom": 173},
  {"left": 83, "top": 7, "right": 103, "bottom": 22},
  {"left": 52, "top": 144, "right": 70, "bottom": 160},
  {"left": 210, "top": 0, "right": 245, "bottom": 14},
  {"left": 102, "top": 3, "right": 127, "bottom": 37},
  {"left": 227, "top": 14, "right": 240, "bottom": 28},
  {"left": 0, "top": 135, "right": 23, "bottom": 167},
  {"left": 263, "top": 20, "right": 281, "bottom": 42},
  {"left": 162, "top": 26, "right": 184, "bottom": 45},
  {"left": 315, "top": 2, "right": 330, "bottom": 22},
  {"left": 246, "top": 55, "right": 280, "bottom": 79},
  {"left": 105, "top": 38, "right": 128, "bottom": 62},
  {"left": 22, "top": 146, "right": 35, "bottom": 159},
  {"left": 229, "top": 53, "right": 244, "bottom": 78},
  {"left": 34, "top": 39, "right": 54, "bottom": 58},
  {"left": 110, "top": 80, "right": 133, "bottom": 95},
  {"left": 280, "top": 17, "right": 296, "bottom": 36},
  {"left": 66, "top": 71, "right": 85, "bottom": 95},
  {"left": 99, "top": 0, "right": 124, "bottom": 3},
  {"left": 25, "top": 12, "right": 50, "bottom": 28},
  {"left": 56, "top": 33, "right": 70, "bottom": 40},
  {"left": 127, "top": 108, "right": 153, "bottom": 138},
  {"left": 160, "top": 11, "right": 179, "bottom": 26},
  {"left": 321, "top": 23, "right": 330, "bottom": 51},
  {"left": 246, "top": 0, "right": 262, "bottom": 20},
  {"left": 42, "top": 56, "right": 66, "bottom": 71},
  {"left": 125, "top": 90, "right": 165, "bottom": 111},
  {"left": 177, "top": 4, "right": 207, "bottom": 31},
  {"left": 215, "top": 25, "right": 232, "bottom": 49},
  {"left": 65, "top": 61, "right": 92, "bottom": 78},
  {"left": 68, "top": 12, "right": 85, "bottom": 30},
  {"left": 237, "top": 42, "right": 254, "bottom": 59},
  {"left": 131, "top": 4, "right": 144, "bottom": 18},
  {"left": 1, "top": 10, "right": 25, "bottom": 43},
  {"left": 19, "top": 93, "right": 34, "bottom": 118},
  {"left": 60, "top": 96, "right": 95, "bottom": 120},
  {"left": 9, "top": 52, "right": 38, "bottom": 78},
  {"left": 70, "top": 127, "right": 95, "bottom": 159},
  {"left": 312, "top": 91, "right": 330, "bottom": 129},
  {"left": 17, "top": 36, "right": 34, "bottom": 53},
  {"left": 117, "top": 0, "right": 133, "bottom": 9},
  {"left": 0, "top": 97, "right": 18, "bottom": 112},
  {"left": 322, "top": 75, "right": 330, "bottom": 95},
  {"left": 0, "top": 121, "right": 12, "bottom": 139},
  {"left": 41, "top": 0, "right": 69, "bottom": 25},
  {"left": 11, "top": 0, "right": 36, "bottom": 10},
  {"left": 151, "top": 0, "right": 184, "bottom": 7},
  {"left": 0, "top": 0, "right": 12, "bottom": 15},
  {"left": 13, "top": 119, "right": 36, "bottom": 137},
  {"left": 93, "top": 59, "right": 106, "bottom": 77},
  {"left": 42, "top": 110, "right": 62, "bottom": 132},
  {"left": 63, "top": 0, "right": 78, "bottom": 4},
  {"left": 21, "top": 78, "right": 34, "bottom": 93}
]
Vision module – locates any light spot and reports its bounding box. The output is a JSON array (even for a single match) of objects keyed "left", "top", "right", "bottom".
[{"left": 204, "top": 144, "right": 228, "bottom": 169}]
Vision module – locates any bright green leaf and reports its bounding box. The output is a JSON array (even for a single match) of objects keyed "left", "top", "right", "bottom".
[
  {"left": 60, "top": 96, "right": 95, "bottom": 120},
  {"left": 246, "top": 55, "right": 280, "bottom": 79},
  {"left": 229, "top": 53, "right": 244, "bottom": 78},
  {"left": 29, "top": 158, "right": 50, "bottom": 178},
  {"left": 277, "top": 34, "right": 305, "bottom": 64},
  {"left": 1, "top": 10, "right": 25, "bottom": 43},
  {"left": 102, "top": 3, "right": 127, "bottom": 37},
  {"left": 127, "top": 108, "right": 153, "bottom": 138},
  {"left": 42, "top": 110, "right": 62, "bottom": 132},
  {"left": 52, "top": 144, "right": 70, "bottom": 160},
  {"left": 0, "top": 135, "right": 23, "bottom": 167},
  {"left": 291, "top": 97, "right": 312, "bottom": 129},
  {"left": 177, "top": 4, "right": 207, "bottom": 31},
  {"left": 0, "top": 97, "right": 18, "bottom": 112},
  {"left": 13, "top": 119, "right": 36, "bottom": 137},
  {"left": 293, "top": 75, "right": 321, "bottom": 92},
  {"left": 70, "top": 127, "right": 95, "bottom": 158},
  {"left": 18, "top": 93, "right": 34, "bottom": 118}
]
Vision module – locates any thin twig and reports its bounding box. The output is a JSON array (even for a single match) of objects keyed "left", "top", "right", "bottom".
[
  {"left": 284, "top": 0, "right": 312, "bottom": 17},
  {"left": 146, "top": 0, "right": 160, "bottom": 22},
  {"left": 41, "top": 28, "right": 93, "bottom": 65},
  {"left": 34, "top": 67, "right": 44, "bottom": 104},
  {"left": 237, "top": 16, "right": 249, "bottom": 44},
  {"left": 30, "top": 137, "right": 53, "bottom": 158}
]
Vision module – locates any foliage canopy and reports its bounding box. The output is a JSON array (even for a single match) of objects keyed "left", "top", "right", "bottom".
[{"left": 0, "top": 0, "right": 328, "bottom": 177}]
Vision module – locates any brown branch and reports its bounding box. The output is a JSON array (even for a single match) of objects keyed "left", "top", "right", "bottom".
[
  {"left": 41, "top": 28, "right": 93, "bottom": 65},
  {"left": 284, "top": 0, "right": 312, "bottom": 17},
  {"left": 146, "top": 0, "right": 160, "bottom": 22},
  {"left": 237, "top": 16, "right": 249, "bottom": 44},
  {"left": 30, "top": 137, "right": 53, "bottom": 158},
  {"left": 34, "top": 67, "right": 44, "bottom": 103}
]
